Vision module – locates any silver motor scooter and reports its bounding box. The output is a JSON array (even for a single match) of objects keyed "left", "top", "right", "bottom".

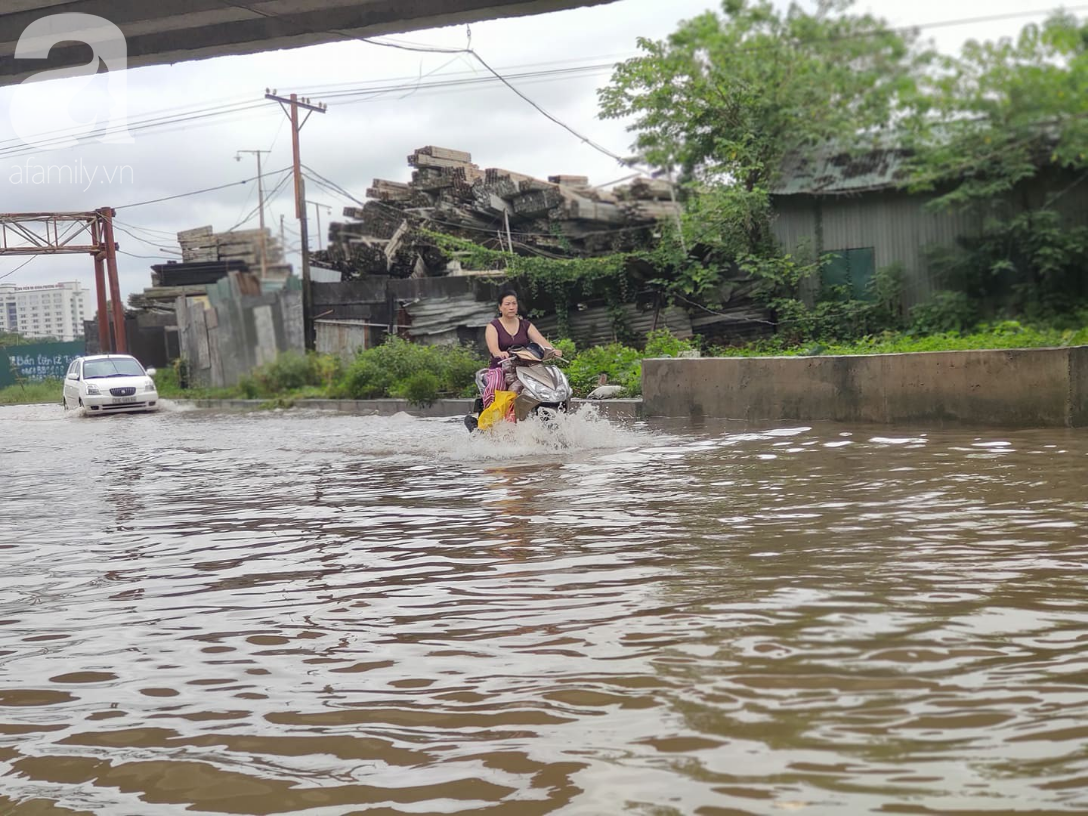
[{"left": 464, "top": 344, "right": 572, "bottom": 431}]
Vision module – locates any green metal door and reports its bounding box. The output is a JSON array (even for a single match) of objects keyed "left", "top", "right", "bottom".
[{"left": 823, "top": 247, "right": 876, "bottom": 300}]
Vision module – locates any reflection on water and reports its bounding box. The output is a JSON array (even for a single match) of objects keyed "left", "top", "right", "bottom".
[{"left": 1, "top": 404, "right": 1088, "bottom": 815}]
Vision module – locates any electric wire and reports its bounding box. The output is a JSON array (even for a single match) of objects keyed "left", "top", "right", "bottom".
[
  {"left": 113, "top": 166, "right": 291, "bottom": 210},
  {"left": 112, "top": 219, "right": 180, "bottom": 239},
  {"left": 0, "top": 55, "right": 628, "bottom": 162},
  {"left": 0, "top": 3, "right": 1081, "bottom": 162},
  {"left": 112, "top": 224, "right": 178, "bottom": 253},
  {"left": 214, "top": 0, "right": 1088, "bottom": 171},
  {"left": 0, "top": 256, "right": 38, "bottom": 282}
]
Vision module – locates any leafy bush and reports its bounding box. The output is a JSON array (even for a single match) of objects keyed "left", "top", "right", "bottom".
[
  {"left": 340, "top": 356, "right": 388, "bottom": 399},
  {"left": 910, "top": 291, "right": 979, "bottom": 335},
  {"left": 565, "top": 343, "right": 643, "bottom": 397},
  {"left": 644, "top": 328, "right": 697, "bottom": 358},
  {"left": 230, "top": 351, "right": 341, "bottom": 398},
  {"left": 239, "top": 376, "right": 261, "bottom": 399},
  {"left": 925, "top": 210, "right": 1088, "bottom": 320},
  {"left": 554, "top": 337, "right": 577, "bottom": 359},
  {"left": 340, "top": 337, "right": 485, "bottom": 400},
  {"left": 710, "top": 319, "right": 1088, "bottom": 358},
  {"left": 394, "top": 370, "right": 441, "bottom": 407}
]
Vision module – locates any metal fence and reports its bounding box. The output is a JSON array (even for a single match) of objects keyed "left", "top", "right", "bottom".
[{"left": 176, "top": 272, "right": 303, "bottom": 388}]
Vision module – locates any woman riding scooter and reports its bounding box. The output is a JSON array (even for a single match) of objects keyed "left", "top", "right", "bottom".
[
  {"left": 482, "top": 290, "right": 561, "bottom": 411},
  {"left": 486, "top": 290, "right": 561, "bottom": 369}
]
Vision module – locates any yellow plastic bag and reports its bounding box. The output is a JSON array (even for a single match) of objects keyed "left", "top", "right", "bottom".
[{"left": 478, "top": 390, "right": 516, "bottom": 430}]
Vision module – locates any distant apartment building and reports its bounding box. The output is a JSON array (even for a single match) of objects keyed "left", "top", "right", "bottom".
[{"left": 0, "top": 281, "right": 92, "bottom": 342}]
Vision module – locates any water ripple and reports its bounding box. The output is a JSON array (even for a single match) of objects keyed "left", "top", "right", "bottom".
[{"left": 2, "top": 406, "right": 1087, "bottom": 814}]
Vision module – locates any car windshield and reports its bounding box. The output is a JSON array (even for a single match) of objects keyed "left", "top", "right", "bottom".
[{"left": 83, "top": 358, "right": 145, "bottom": 379}]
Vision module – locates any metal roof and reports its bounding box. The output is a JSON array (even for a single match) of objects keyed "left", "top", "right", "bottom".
[
  {"left": 403, "top": 295, "right": 496, "bottom": 337},
  {"left": 774, "top": 147, "right": 912, "bottom": 196}
]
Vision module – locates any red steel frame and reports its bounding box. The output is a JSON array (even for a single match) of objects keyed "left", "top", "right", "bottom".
[{"left": 0, "top": 209, "right": 127, "bottom": 353}]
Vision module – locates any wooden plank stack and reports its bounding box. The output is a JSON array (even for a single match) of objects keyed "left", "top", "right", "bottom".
[
  {"left": 177, "top": 226, "right": 217, "bottom": 263},
  {"left": 176, "top": 226, "right": 290, "bottom": 279},
  {"left": 311, "top": 146, "right": 684, "bottom": 281}
]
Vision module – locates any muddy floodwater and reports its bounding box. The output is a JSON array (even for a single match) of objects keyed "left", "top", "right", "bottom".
[{"left": 1, "top": 403, "right": 1087, "bottom": 815}]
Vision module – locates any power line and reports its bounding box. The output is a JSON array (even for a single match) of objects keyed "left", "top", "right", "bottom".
[
  {"left": 317, "top": 62, "right": 616, "bottom": 102},
  {"left": 214, "top": 0, "right": 1088, "bottom": 173},
  {"left": 215, "top": 0, "right": 631, "bottom": 166},
  {"left": 0, "top": 4, "right": 1079, "bottom": 164},
  {"left": 0, "top": 100, "right": 272, "bottom": 160},
  {"left": 0, "top": 58, "right": 623, "bottom": 162},
  {"left": 112, "top": 224, "right": 178, "bottom": 253},
  {"left": 292, "top": 51, "right": 638, "bottom": 95},
  {"left": 113, "top": 219, "right": 180, "bottom": 239},
  {"left": 113, "top": 166, "right": 290, "bottom": 210},
  {"left": 227, "top": 169, "right": 294, "bottom": 232},
  {"left": 301, "top": 165, "right": 366, "bottom": 207},
  {"left": 118, "top": 250, "right": 175, "bottom": 261},
  {"left": 0, "top": 257, "right": 39, "bottom": 282}
]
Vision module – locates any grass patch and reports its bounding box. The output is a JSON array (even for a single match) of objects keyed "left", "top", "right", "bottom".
[
  {"left": 711, "top": 321, "right": 1088, "bottom": 357},
  {"left": 0, "top": 379, "right": 63, "bottom": 406}
]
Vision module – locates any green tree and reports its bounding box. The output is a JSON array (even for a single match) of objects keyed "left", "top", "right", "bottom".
[
  {"left": 599, "top": 0, "right": 924, "bottom": 316},
  {"left": 599, "top": 0, "right": 922, "bottom": 200},
  {"left": 905, "top": 13, "right": 1088, "bottom": 209}
]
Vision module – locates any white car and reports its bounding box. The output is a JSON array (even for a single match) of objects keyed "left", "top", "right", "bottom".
[{"left": 63, "top": 354, "right": 160, "bottom": 415}]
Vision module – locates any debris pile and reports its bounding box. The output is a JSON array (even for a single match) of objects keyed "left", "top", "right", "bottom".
[{"left": 313, "top": 146, "right": 683, "bottom": 280}]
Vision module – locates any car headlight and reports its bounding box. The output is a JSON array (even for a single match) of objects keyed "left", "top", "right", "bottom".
[
  {"left": 143, "top": 379, "right": 157, "bottom": 393},
  {"left": 85, "top": 384, "right": 100, "bottom": 395}
]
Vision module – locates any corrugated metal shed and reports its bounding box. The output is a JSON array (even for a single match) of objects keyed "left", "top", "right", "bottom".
[
  {"left": 771, "top": 165, "right": 1088, "bottom": 308},
  {"left": 403, "top": 295, "right": 496, "bottom": 342},
  {"left": 772, "top": 189, "right": 985, "bottom": 307},
  {"left": 774, "top": 148, "right": 911, "bottom": 196},
  {"left": 535, "top": 304, "right": 692, "bottom": 349}
]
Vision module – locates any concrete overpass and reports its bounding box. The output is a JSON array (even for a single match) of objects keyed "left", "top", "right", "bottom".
[{"left": 0, "top": 0, "right": 615, "bottom": 86}]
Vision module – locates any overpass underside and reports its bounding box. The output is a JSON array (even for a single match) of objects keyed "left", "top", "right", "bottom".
[{"left": 0, "top": 0, "right": 613, "bottom": 86}]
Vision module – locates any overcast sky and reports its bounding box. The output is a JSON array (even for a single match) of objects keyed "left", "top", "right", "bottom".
[{"left": 0, "top": 0, "right": 1072, "bottom": 301}]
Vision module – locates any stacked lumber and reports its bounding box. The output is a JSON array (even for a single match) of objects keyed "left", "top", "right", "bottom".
[
  {"left": 625, "top": 178, "right": 675, "bottom": 201},
  {"left": 312, "top": 145, "right": 683, "bottom": 281},
  {"left": 177, "top": 226, "right": 217, "bottom": 263},
  {"left": 176, "top": 225, "right": 290, "bottom": 279}
]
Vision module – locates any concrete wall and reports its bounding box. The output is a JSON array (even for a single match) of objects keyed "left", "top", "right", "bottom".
[{"left": 643, "top": 347, "right": 1088, "bottom": 428}]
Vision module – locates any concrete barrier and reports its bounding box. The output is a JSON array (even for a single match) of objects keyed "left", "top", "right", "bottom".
[{"left": 643, "top": 346, "right": 1088, "bottom": 428}]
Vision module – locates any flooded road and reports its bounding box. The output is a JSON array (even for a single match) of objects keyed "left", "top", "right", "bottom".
[{"left": 2, "top": 403, "right": 1087, "bottom": 815}]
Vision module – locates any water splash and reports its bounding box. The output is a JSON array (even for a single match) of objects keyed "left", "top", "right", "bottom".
[{"left": 337, "top": 405, "right": 654, "bottom": 464}]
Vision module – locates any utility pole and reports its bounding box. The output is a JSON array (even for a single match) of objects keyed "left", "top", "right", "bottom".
[
  {"left": 265, "top": 88, "right": 327, "bottom": 350},
  {"left": 280, "top": 214, "right": 286, "bottom": 251},
  {"left": 235, "top": 149, "right": 270, "bottom": 278},
  {"left": 306, "top": 200, "right": 332, "bottom": 251}
]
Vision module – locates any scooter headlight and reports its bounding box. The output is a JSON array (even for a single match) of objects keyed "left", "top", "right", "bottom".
[{"left": 522, "top": 380, "right": 557, "bottom": 401}]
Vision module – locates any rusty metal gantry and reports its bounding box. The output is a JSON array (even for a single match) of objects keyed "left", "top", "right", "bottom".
[{"left": 0, "top": 208, "right": 127, "bottom": 352}]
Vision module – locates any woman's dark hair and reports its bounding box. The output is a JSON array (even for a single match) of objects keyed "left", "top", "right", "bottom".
[{"left": 497, "top": 289, "right": 519, "bottom": 308}]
